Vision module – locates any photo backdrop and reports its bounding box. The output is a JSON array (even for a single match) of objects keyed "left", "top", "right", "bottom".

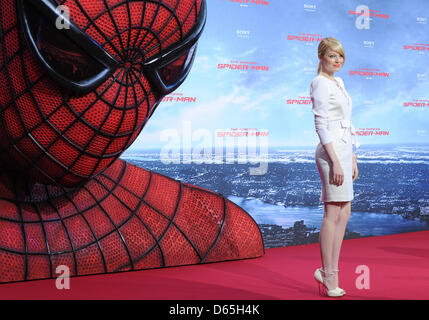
[{"left": 123, "top": 0, "right": 429, "bottom": 248}]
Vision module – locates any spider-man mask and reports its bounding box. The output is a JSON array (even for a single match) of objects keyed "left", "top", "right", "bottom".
[{"left": 0, "top": 0, "right": 206, "bottom": 187}]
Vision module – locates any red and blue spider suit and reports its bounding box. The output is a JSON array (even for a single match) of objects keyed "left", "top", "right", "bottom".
[{"left": 0, "top": 0, "right": 264, "bottom": 283}]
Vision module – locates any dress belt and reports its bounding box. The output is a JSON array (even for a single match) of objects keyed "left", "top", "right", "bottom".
[{"left": 327, "top": 119, "right": 360, "bottom": 148}]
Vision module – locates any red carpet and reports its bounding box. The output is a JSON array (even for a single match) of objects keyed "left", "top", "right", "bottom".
[{"left": 0, "top": 230, "right": 428, "bottom": 300}]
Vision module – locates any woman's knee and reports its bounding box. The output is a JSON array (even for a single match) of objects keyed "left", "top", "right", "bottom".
[
  {"left": 324, "top": 202, "right": 341, "bottom": 221},
  {"left": 339, "top": 202, "right": 351, "bottom": 222}
]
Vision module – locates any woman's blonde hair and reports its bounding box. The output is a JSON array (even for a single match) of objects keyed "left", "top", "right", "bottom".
[{"left": 317, "top": 37, "right": 345, "bottom": 74}]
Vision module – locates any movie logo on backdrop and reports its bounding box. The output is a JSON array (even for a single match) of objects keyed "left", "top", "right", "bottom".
[
  {"left": 218, "top": 61, "right": 269, "bottom": 73},
  {"left": 349, "top": 8, "right": 389, "bottom": 19},
  {"left": 349, "top": 68, "right": 390, "bottom": 79},
  {"left": 349, "top": 5, "right": 389, "bottom": 30},
  {"left": 287, "top": 97, "right": 312, "bottom": 106},
  {"left": 287, "top": 33, "right": 324, "bottom": 45},
  {"left": 404, "top": 100, "right": 429, "bottom": 108},
  {"left": 161, "top": 93, "right": 197, "bottom": 103},
  {"left": 356, "top": 128, "right": 390, "bottom": 137},
  {"left": 403, "top": 43, "right": 429, "bottom": 53},
  {"left": 122, "top": 0, "right": 429, "bottom": 252}
]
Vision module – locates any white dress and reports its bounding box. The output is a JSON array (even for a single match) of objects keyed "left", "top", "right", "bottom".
[{"left": 310, "top": 75, "right": 360, "bottom": 202}]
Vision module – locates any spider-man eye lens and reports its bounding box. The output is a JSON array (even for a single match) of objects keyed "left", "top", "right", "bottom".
[
  {"left": 18, "top": 0, "right": 118, "bottom": 93},
  {"left": 141, "top": 0, "right": 206, "bottom": 96},
  {"left": 18, "top": 0, "right": 206, "bottom": 95},
  {"left": 158, "top": 43, "right": 197, "bottom": 87},
  {"left": 25, "top": 6, "right": 105, "bottom": 83}
]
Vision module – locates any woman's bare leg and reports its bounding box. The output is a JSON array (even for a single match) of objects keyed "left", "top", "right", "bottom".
[
  {"left": 319, "top": 201, "right": 341, "bottom": 290},
  {"left": 331, "top": 201, "right": 351, "bottom": 287}
]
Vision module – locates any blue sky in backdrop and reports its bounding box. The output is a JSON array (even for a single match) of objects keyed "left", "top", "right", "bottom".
[{"left": 127, "top": 0, "right": 429, "bottom": 150}]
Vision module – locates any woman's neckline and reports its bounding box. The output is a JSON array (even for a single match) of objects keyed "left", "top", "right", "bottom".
[
  {"left": 318, "top": 74, "right": 339, "bottom": 83},
  {"left": 318, "top": 74, "right": 342, "bottom": 88}
]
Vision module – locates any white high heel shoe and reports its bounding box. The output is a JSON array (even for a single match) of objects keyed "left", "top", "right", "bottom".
[
  {"left": 314, "top": 268, "right": 345, "bottom": 297},
  {"left": 314, "top": 268, "right": 346, "bottom": 294},
  {"left": 333, "top": 269, "right": 346, "bottom": 295}
]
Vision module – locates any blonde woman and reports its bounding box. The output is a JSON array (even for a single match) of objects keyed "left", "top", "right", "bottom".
[{"left": 310, "top": 37, "right": 360, "bottom": 297}]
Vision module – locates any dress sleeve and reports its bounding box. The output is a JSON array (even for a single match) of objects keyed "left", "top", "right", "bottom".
[{"left": 310, "top": 78, "right": 333, "bottom": 145}]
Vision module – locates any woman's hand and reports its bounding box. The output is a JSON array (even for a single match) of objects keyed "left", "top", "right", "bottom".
[
  {"left": 331, "top": 161, "right": 344, "bottom": 186},
  {"left": 352, "top": 156, "right": 358, "bottom": 182}
]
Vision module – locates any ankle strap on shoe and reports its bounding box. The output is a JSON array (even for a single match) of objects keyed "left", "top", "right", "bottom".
[{"left": 320, "top": 268, "right": 336, "bottom": 276}]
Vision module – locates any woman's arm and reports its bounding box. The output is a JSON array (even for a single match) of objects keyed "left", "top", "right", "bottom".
[
  {"left": 352, "top": 152, "right": 358, "bottom": 181},
  {"left": 311, "top": 78, "right": 344, "bottom": 186},
  {"left": 322, "top": 142, "right": 341, "bottom": 166},
  {"left": 311, "top": 78, "right": 333, "bottom": 147},
  {"left": 311, "top": 79, "right": 340, "bottom": 165},
  {"left": 322, "top": 142, "right": 344, "bottom": 186}
]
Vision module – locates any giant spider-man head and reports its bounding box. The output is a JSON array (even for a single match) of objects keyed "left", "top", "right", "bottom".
[{"left": 0, "top": 0, "right": 206, "bottom": 187}]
